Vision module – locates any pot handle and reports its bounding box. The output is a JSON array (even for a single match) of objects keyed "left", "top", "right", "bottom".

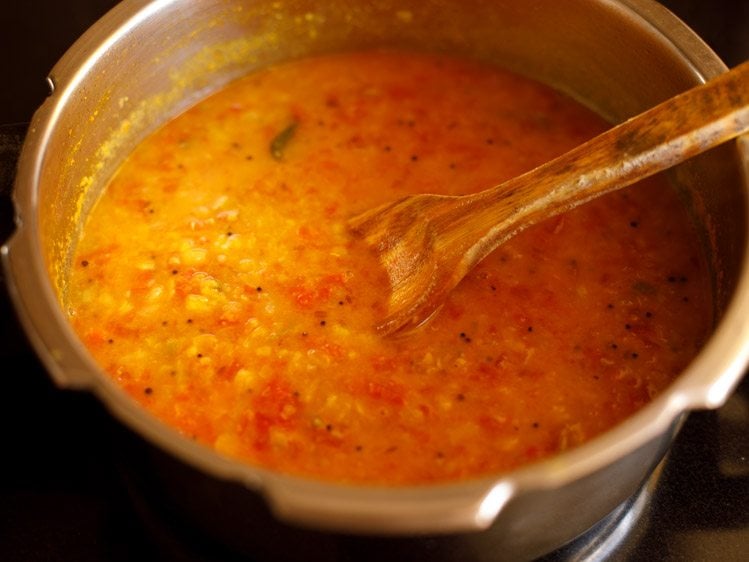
[
  {"left": 261, "top": 476, "right": 515, "bottom": 534},
  {"left": 2, "top": 226, "right": 101, "bottom": 390}
]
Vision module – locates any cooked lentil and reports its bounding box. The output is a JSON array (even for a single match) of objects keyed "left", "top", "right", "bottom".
[{"left": 67, "top": 50, "right": 712, "bottom": 485}]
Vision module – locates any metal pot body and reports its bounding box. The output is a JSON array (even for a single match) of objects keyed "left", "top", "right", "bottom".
[{"left": 3, "top": 1, "right": 749, "bottom": 560}]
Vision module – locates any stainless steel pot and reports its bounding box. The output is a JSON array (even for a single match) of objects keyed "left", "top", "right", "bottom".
[{"left": 3, "top": 1, "right": 748, "bottom": 560}]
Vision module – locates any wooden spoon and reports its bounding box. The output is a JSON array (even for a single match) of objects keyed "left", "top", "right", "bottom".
[{"left": 348, "top": 60, "right": 749, "bottom": 336}]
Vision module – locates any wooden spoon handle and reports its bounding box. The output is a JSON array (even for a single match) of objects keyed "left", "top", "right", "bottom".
[{"left": 439, "top": 59, "right": 749, "bottom": 261}]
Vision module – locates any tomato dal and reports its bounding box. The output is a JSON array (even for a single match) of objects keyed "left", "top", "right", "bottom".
[{"left": 67, "top": 51, "right": 712, "bottom": 485}]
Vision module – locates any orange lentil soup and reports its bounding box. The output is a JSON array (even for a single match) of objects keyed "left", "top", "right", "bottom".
[{"left": 67, "top": 51, "right": 712, "bottom": 485}]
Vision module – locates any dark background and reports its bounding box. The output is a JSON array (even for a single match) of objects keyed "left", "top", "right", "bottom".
[{"left": 0, "top": 1, "right": 748, "bottom": 561}]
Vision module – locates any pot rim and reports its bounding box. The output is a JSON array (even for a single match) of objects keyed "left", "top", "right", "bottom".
[{"left": 2, "top": 0, "right": 748, "bottom": 535}]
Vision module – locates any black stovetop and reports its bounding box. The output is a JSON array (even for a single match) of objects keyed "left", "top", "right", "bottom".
[{"left": 1, "top": 2, "right": 748, "bottom": 561}]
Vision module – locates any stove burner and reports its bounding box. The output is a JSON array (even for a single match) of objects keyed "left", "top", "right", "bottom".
[{"left": 539, "top": 465, "right": 658, "bottom": 561}]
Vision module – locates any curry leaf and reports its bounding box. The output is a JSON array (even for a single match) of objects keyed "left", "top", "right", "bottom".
[{"left": 270, "top": 121, "right": 298, "bottom": 161}]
